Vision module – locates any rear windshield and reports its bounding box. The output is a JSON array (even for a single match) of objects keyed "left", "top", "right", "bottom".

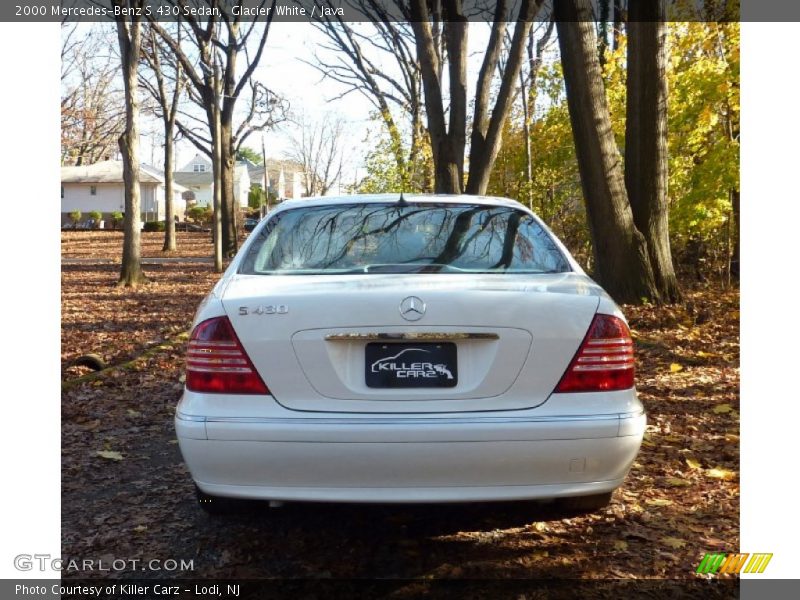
[{"left": 239, "top": 202, "right": 571, "bottom": 275}]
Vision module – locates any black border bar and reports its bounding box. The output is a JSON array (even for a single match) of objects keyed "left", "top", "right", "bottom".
[
  {"left": 1, "top": 578, "right": 749, "bottom": 600},
  {"left": 3, "top": 1, "right": 748, "bottom": 23}
]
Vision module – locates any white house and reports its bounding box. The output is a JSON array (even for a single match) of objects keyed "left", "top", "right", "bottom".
[
  {"left": 174, "top": 153, "right": 250, "bottom": 209},
  {"left": 61, "top": 160, "right": 187, "bottom": 226},
  {"left": 247, "top": 159, "right": 307, "bottom": 200}
]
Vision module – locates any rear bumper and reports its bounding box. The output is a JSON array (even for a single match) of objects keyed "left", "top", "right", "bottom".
[{"left": 176, "top": 408, "right": 645, "bottom": 503}]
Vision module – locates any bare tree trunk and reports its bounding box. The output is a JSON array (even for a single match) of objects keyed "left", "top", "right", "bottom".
[
  {"left": 408, "top": 113, "right": 424, "bottom": 189},
  {"left": 612, "top": 0, "right": 624, "bottom": 51},
  {"left": 211, "top": 64, "right": 223, "bottom": 273},
  {"left": 466, "top": 1, "right": 541, "bottom": 195},
  {"left": 149, "top": 4, "right": 277, "bottom": 263},
  {"left": 412, "top": 0, "right": 543, "bottom": 195},
  {"left": 219, "top": 122, "right": 238, "bottom": 258},
  {"left": 115, "top": 6, "right": 146, "bottom": 287},
  {"left": 141, "top": 24, "right": 181, "bottom": 253},
  {"left": 730, "top": 188, "right": 739, "bottom": 280},
  {"left": 625, "top": 2, "right": 681, "bottom": 302},
  {"left": 556, "top": 0, "right": 659, "bottom": 304},
  {"left": 219, "top": 41, "right": 238, "bottom": 259},
  {"left": 520, "top": 66, "right": 533, "bottom": 210},
  {"left": 162, "top": 125, "right": 176, "bottom": 252},
  {"left": 520, "top": 21, "right": 555, "bottom": 212},
  {"left": 410, "top": 0, "right": 464, "bottom": 194},
  {"left": 431, "top": 144, "right": 463, "bottom": 193},
  {"left": 598, "top": 0, "right": 610, "bottom": 66},
  {"left": 443, "top": 7, "right": 468, "bottom": 190}
]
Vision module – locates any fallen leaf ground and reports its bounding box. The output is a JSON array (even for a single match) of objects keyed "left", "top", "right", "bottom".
[
  {"left": 61, "top": 230, "right": 216, "bottom": 259},
  {"left": 61, "top": 232, "right": 739, "bottom": 585}
]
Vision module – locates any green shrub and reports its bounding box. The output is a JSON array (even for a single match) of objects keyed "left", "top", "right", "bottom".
[
  {"left": 69, "top": 210, "right": 81, "bottom": 228},
  {"left": 187, "top": 205, "right": 212, "bottom": 225},
  {"left": 248, "top": 184, "right": 266, "bottom": 209},
  {"left": 110, "top": 211, "right": 123, "bottom": 230},
  {"left": 143, "top": 221, "right": 166, "bottom": 232},
  {"left": 88, "top": 211, "right": 102, "bottom": 228}
]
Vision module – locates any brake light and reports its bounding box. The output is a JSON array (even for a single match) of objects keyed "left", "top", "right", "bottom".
[
  {"left": 186, "top": 316, "right": 269, "bottom": 394},
  {"left": 554, "top": 314, "right": 634, "bottom": 393}
]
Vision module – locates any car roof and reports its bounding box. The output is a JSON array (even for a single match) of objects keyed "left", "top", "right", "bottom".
[{"left": 274, "top": 193, "right": 526, "bottom": 212}]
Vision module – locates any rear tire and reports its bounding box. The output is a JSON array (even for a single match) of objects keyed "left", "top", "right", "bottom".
[{"left": 557, "top": 491, "right": 613, "bottom": 515}]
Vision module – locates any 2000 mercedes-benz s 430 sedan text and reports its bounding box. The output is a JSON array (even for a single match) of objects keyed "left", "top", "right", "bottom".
[{"left": 176, "top": 194, "right": 645, "bottom": 514}]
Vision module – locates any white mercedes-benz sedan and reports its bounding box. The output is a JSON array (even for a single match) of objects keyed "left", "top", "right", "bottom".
[{"left": 176, "top": 194, "right": 645, "bottom": 514}]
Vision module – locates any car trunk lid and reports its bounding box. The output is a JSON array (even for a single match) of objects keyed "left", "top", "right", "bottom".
[{"left": 221, "top": 273, "right": 601, "bottom": 413}]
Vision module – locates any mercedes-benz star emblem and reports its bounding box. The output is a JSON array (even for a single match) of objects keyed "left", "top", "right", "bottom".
[{"left": 399, "top": 296, "right": 426, "bottom": 321}]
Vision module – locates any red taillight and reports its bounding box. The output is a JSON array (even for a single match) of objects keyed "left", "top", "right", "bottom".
[
  {"left": 186, "top": 316, "right": 269, "bottom": 394},
  {"left": 554, "top": 314, "right": 634, "bottom": 393}
]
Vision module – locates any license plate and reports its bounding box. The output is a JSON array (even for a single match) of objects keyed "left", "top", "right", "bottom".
[{"left": 365, "top": 342, "right": 458, "bottom": 388}]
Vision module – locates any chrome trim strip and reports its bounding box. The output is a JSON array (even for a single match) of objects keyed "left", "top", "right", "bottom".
[
  {"left": 572, "top": 364, "right": 632, "bottom": 371},
  {"left": 177, "top": 410, "right": 645, "bottom": 426},
  {"left": 324, "top": 332, "right": 500, "bottom": 341}
]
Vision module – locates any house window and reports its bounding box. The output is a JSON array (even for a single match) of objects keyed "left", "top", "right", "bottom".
[
  {"left": 60, "top": 185, "right": 64, "bottom": 199},
  {"left": 90, "top": 185, "right": 97, "bottom": 195},
  {"left": 193, "top": 164, "right": 206, "bottom": 172}
]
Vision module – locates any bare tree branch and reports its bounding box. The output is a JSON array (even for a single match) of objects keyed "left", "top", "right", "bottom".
[{"left": 284, "top": 113, "right": 347, "bottom": 196}]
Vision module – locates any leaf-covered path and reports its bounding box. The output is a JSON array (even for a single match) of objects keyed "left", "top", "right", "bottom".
[{"left": 61, "top": 232, "right": 739, "bottom": 581}]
